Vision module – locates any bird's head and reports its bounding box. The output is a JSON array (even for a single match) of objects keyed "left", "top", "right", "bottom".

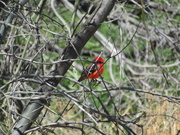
[{"left": 93, "top": 56, "right": 104, "bottom": 65}]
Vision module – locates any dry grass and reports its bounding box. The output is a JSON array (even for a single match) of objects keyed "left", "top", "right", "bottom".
[
  {"left": 135, "top": 97, "right": 180, "bottom": 135},
  {"left": 27, "top": 96, "right": 180, "bottom": 135}
]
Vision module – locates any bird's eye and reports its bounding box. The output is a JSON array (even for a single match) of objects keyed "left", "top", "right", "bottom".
[{"left": 96, "top": 60, "right": 103, "bottom": 63}]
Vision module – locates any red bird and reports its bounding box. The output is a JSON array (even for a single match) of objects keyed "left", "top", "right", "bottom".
[{"left": 73, "top": 56, "right": 104, "bottom": 86}]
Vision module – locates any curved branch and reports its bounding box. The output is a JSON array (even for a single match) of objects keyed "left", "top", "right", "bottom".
[{"left": 0, "top": 0, "right": 29, "bottom": 44}]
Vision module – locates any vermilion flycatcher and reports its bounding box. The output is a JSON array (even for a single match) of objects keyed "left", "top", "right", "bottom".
[{"left": 73, "top": 56, "right": 104, "bottom": 86}]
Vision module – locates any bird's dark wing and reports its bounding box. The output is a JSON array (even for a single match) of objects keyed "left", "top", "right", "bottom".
[{"left": 78, "top": 63, "right": 98, "bottom": 82}]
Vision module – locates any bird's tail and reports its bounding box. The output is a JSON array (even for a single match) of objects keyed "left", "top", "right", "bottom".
[
  {"left": 72, "top": 82, "right": 77, "bottom": 87},
  {"left": 72, "top": 77, "right": 85, "bottom": 87}
]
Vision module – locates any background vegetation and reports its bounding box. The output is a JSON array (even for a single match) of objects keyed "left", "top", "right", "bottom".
[{"left": 0, "top": 0, "right": 179, "bottom": 134}]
